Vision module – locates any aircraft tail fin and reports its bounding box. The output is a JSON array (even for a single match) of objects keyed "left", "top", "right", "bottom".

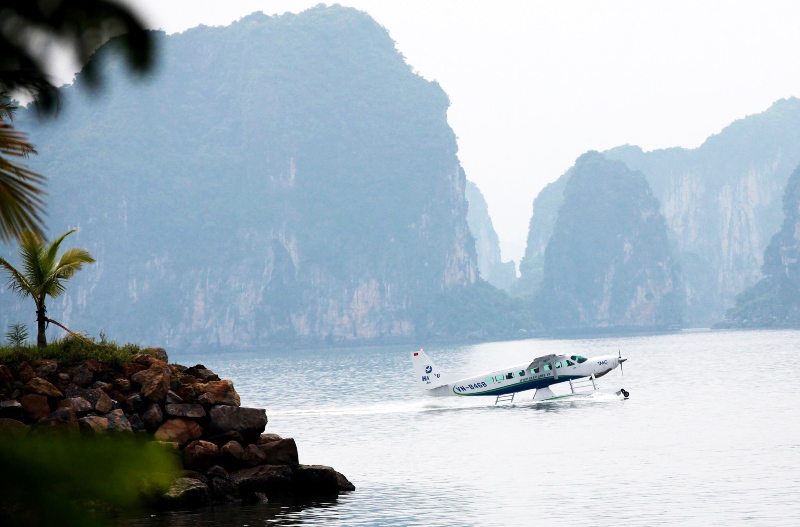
[{"left": 411, "top": 348, "right": 448, "bottom": 390}]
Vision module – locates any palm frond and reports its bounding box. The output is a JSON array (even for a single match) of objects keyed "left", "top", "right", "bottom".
[
  {"left": 18, "top": 229, "right": 46, "bottom": 288},
  {"left": 0, "top": 102, "right": 46, "bottom": 242},
  {"left": 0, "top": 256, "right": 33, "bottom": 298},
  {"left": 54, "top": 248, "right": 95, "bottom": 280},
  {"left": 45, "top": 229, "right": 77, "bottom": 272}
]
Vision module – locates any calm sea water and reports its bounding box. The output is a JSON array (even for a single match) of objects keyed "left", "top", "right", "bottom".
[{"left": 129, "top": 329, "right": 800, "bottom": 526}]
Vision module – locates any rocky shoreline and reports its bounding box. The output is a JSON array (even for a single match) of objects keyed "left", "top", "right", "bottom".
[{"left": 0, "top": 349, "right": 354, "bottom": 508}]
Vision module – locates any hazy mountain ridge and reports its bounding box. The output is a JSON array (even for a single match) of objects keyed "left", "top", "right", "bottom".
[
  {"left": 517, "top": 98, "right": 800, "bottom": 325},
  {"left": 719, "top": 162, "right": 800, "bottom": 327},
  {"left": 533, "top": 153, "right": 682, "bottom": 329},
  {"left": 465, "top": 180, "right": 516, "bottom": 290},
  {"left": 1, "top": 6, "right": 480, "bottom": 348}
]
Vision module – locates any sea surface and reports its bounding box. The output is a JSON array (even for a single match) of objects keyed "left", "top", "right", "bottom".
[{"left": 127, "top": 329, "right": 800, "bottom": 526}]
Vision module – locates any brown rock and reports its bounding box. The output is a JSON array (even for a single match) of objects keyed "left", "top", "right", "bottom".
[
  {"left": 69, "top": 364, "right": 94, "bottom": 387},
  {"left": 132, "top": 365, "right": 171, "bottom": 402},
  {"left": 141, "top": 403, "right": 164, "bottom": 431},
  {"left": 259, "top": 438, "right": 299, "bottom": 466},
  {"left": 125, "top": 394, "right": 144, "bottom": 413},
  {"left": 34, "top": 408, "right": 79, "bottom": 435},
  {"left": 221, "top": 440, "right": 244, "bottom": 462},
  {"left": 165, "top": 390, "right": 183, "bottom": 404},
  {"left": 161, "top": 477, "right": 210, "bottom": 508},
  {"left": 58, "top": 397, "right": 92, "bottom": 414},
  {"left": 208, "top": 406, "right": 266, "bottom": 441},
  {"left": 105, "top": 409, "right": 133, "bottom": 434},
  {"left": 0, "top": 399, "right": 24, "bottom": 420},
  {"left": 16, "top": 362, "right": 35, "bottom": 383},
  {"left": 21, "top": 393, "right": 50, "bottom": 419},
  {"left": 336, "top": 471, "right": 356, "bottom": 492},
  {"left": 230, "top": 465, "right": 293, "bottom": 499},
  {"left": 241, "top": 444, "right": 267, "bottom": 466},
  {"left": 185, "top": 365, "right": 220, "bottom": 382},
  {"left": 154, "top": 418, "right": 202, "bottom": 445},
  {"left": 26, "top": 377, "right": 63, "bottom": 398},
  {"left": 0, "top": 417, "right": 30, "bottom": 437},
  {"left": 165, "top": 403, "right": 205, "bottom": 418},
  {"left": 195, "top": 380, "right": 239, "bottom": 406},
  {"left": 94, "top": 391, "right": 113, "bottom": 413},
  {"left": 292, "top": 465, "right": 343, "bottom": 496},
  {"left": 257, "top": 433, "right": 283, "bottom": 444},
  {"left": 183, "top": 440, "right": 220, "bottom": 472},
  {"left": 113, "top": 378, "right": 131, "bottom": 392},
  {"left": 0, "top": 364, "right": 13, "bottom": 387},
  {"left": 197, "top": 393, "right": 215, "bottom": 406},
  {"left": 34, "top": 360, "right": 58, "bottom": 377},
  {"left": 207, "top": 430, "right": 245, "bottom": 447},
  {"left": 132, "top": 353, "right": 167, "bottom": 368},
  {"left": 122, "top": 362, "right": 146, "bottom": 377},
  {"left": 78, "top": 415, "right": 109, "bottom": 435}
]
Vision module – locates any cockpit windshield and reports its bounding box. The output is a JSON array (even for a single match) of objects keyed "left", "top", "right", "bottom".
[{"left": 570, "top": 355, "right": 588, "bottom": 364}]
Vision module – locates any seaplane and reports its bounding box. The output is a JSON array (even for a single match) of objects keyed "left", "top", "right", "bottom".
[{"left": 411, "top": 348, "right": 629, "bottom": 404}]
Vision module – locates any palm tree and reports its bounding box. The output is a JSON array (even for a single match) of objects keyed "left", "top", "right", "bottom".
[{"left": 0, "top": 229, "right": 95, "bottom": 347}]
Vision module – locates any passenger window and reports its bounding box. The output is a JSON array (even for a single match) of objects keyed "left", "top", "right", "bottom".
[
  {"left": 518, "top": 370, "right": 525, "bottom": 377},
  {"left": 486, "top": 377, "right": 494, "bottom": 384},
  {"left": 495, "top": 375, "right": 504, "bottom": 382},
  {"left": 543, "top": 364, "right": 552, "bottom": 371},
  {"left": 555, "top": 361, "right": 562, "bottom": 368},
  {"left": 566, "top": 360, "right": 575, "bottom": 366},
  {"left": 532, "top": 367, "right": 540, "bottom": 374},
  {"left": 505, "top": 372, "right": 514, "bottom": 380}
]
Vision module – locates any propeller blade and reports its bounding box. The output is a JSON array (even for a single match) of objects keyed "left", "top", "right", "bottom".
[{"left": 619, "top": 349, "right": 624, "bottom": 378}]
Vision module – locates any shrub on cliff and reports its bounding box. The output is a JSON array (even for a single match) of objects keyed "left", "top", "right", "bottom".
[{"left": 0, "top": 336, "right": 147, "bottom": 367}]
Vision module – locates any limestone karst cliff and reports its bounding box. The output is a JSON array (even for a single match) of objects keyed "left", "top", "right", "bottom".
[
  {"left": 517, "top": 98, "right": 800, "bottom": 325},
  {"left": 533, "top": 152, "right": 682, "bottom": 330},
  {"left": 0, "top": 6, "right": 478, "bottom": 347},
  {"left": 465, "top": 180, "right": 516, "bottom": 290},
  {"left": 720, "top": 162, "right": 800, "bottom": 327}
]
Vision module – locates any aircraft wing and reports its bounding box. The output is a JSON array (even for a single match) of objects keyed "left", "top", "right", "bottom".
[{"left": 526, "top": 353, "right": 566, "bottom": 370}]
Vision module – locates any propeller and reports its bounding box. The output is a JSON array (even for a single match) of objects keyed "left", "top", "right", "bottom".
[{"left": 618, "top": 349, "right": 625, "bottom": 378}]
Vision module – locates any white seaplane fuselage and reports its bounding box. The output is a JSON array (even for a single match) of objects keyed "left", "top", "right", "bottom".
[{"left": 411, "top": 349, "right": 627, "bottom": 399}]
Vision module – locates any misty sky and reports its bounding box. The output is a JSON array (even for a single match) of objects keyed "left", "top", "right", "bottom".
[{"left": 118, "top": 0, "right": 800, "bottom": 264}]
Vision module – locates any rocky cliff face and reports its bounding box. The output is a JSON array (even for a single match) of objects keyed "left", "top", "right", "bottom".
[
  {"left": 517, "top": 98, "right": 800, "bottom": 325},
  {"left": 465, "top": 179, "right": 516, "bottom": 290},
  {"left": 533, "top": 153, "right": 682, "bottom": 329},
  {"left": 0, "top": 6, "right": 477, "bottom": 347},
  {"left": 720, "top": 162, "right": 800, "bottom": 327}
]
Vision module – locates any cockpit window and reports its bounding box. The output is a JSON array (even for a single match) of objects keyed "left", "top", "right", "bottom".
[
  {"left": 555, "top": 361, "right": 562, "bottom": 368},
  {"left": 566, "top": 360, "right": 575, "bottom": 366},
  {"left": 571, "top": 355, "right": 588, "bottom": 364}
]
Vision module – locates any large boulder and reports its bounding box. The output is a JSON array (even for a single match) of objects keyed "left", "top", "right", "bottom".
[
  {"left": 292, "top": 465, "right": 341, "bottom": 497},
  {"left": 105, "top": 409, "right": 133, "bottom": 434},
  {"left": 34, "top": 360, "right": 58, "bottom": 377},
  {"left": 33, "top": 408, "right": 79, "bottom": 435},
  {"left": 208, "top": 406, "right": 266, "bottom": 441},
  {"left": 78, "top": 415, "right": 109, "bottom": 435},
  {"left": 132, "top": 365, "right": 171, "bottom": 402},
  {"left": 194, "top": 380, "right": 239, "bottom": 406},
  {"left": 160, "top": 477, "right": 210, "bottom": 508},
  {"left": 183, "top": 440, "right": 220, "bottom": 472},
  {"left": 15, "top": 362, "right": 35, "bottom": 383},
  {"left": 25, "top": 377, "right": 63, "bottom": 398},
  {"left": 0, "top": 417, "right": 30, "bottom": 437},
  {"left": 230, "top": 465, "right": 293, "bottom": 499},
  {"left": 20, "top": 394, "right": 50, "bottom": 420},
  {"left": 154, "top": 418, "right": 202, "bottom": 445},
  {"left": 141, "top": 403, "right": 164, "bottom": 431},
  {"left": 220, "top": 440, "right": 244, "bottom": 464},
  {"left": 241, "top": 444, "right": 267, "bottom": 466},
  {"left": 259, "top": 438, "right": 299, "bottom": 466}
]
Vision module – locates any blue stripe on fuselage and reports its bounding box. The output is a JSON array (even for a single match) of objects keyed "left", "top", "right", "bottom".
[{"left": 452, "top": 375, "right": 583, "bottom": 396}]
